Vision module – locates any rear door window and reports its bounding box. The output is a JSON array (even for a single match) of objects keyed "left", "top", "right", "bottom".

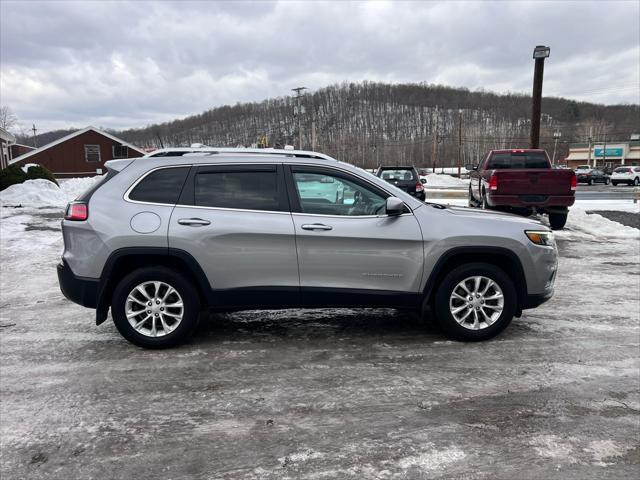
[
  {"left": 487, "top": 153, "right": 550, "bottom": 169},
  {"left": 194, "top": 166, "right": 281, "bottom": 211},
  {"left": 129, "top": 167, "right": 190, "bottom": 204}
]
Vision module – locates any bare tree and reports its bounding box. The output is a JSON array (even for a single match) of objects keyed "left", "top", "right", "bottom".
[{"left": 0, "top": 106, "right": 18, "bottom": 131}]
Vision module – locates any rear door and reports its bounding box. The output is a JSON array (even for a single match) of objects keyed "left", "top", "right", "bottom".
[
  {"left": 286, "top": 165, "right": 424, "bottom": 301},
  {"left": 168, "top": 163, "right": 299, "bottom": 306}
]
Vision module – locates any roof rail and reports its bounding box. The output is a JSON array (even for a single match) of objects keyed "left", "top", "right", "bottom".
[{"left": 145, "top": 147, "right": 337, "bottom": 161}]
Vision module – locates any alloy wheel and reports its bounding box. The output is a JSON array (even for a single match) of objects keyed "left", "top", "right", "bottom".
[
  {"left": 125, "top": 281, "right": 184, "bottom": 337},
  {"left": 449, "top": 276, "right": 504, "bottom": 330}
]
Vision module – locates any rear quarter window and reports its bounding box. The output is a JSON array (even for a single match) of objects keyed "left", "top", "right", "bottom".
[{"left": 128, "top": 167, "right": 190, "bottom": 204}]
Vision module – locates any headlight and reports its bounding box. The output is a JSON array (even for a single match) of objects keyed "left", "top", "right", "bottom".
[{"left": 525, "top": 230, "right": 555, "bottom": 247}]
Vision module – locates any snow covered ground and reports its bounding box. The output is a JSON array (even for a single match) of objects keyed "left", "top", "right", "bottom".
[
  {"left": 1, "top": 178, "right": 639, "bottom": 479},
  {"left": 422, "top": 173, "right": 470, "bottom": 187}
]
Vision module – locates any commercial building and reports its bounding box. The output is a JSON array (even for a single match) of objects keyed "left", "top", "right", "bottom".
[{"left": 565, "top": 138, "right": 640, "bottom": 170}]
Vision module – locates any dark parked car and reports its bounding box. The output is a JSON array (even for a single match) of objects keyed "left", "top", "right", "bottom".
[
  {"left": 576, "top": 169, "right": 610, "bottom": 185},
  {"left": 375, "top": 166, "right": 425, "bottom": 201}
]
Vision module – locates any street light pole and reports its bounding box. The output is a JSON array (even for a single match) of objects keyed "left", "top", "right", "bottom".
[
  {"left": 530, "top": 45, "right": 550, "bottom": 149},
  {"left": 552, "top": 129, "right": 561, "bottom": 165}
]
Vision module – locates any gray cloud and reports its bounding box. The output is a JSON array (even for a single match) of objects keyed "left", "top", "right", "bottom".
[{"left": 1, "top": 0, "right": 638, "bottom": 132}]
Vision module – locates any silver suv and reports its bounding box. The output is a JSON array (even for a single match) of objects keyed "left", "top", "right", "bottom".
[{"left": 57, "top": 149, "right": 558, "bottom": 348}]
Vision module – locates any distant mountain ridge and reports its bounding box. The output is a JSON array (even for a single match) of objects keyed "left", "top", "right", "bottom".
[{"left": 19, "top": 82, "right": 639, "bottom": 167}]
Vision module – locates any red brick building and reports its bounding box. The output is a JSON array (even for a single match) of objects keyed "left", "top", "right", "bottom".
[{"left": 9, "top": 127, "right": 145, "bottom": 177}]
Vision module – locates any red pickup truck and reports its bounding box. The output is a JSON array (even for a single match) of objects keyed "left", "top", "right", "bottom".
[{"left": 467, "top": 149, "right": 576, "bottom": 230}]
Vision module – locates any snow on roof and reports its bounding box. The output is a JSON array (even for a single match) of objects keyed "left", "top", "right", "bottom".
[
  {"left": 9, "top": 126, "right": 145, "bottom": 165},
  {"left": 0, "top": 126, "right": 16, "bottom": 143}
]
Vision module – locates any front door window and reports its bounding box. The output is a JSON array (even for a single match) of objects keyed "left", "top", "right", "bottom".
[{"left": 292, "top": 171, "right": 386, "bottom": 216}]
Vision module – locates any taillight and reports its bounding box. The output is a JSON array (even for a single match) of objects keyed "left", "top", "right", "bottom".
[
  {"left": 416, "top": 182, "right": 424, "bottom": 192},
  {"left": 489, "top": 174, "right": 498, "bottom": 191},
  {"left": 64, "top": 202, "right": 88, "bottom": 221},
  {"left": 570, "top": 174, "right": 577, "bottom": 191}
]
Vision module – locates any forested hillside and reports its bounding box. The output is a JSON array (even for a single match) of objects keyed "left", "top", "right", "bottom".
[{"left": 24, "top": 82, "right": 640, "bottom": 168}]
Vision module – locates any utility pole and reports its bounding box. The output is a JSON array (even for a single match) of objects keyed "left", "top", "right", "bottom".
[
  {"left": 457, "top": 109, "right": 462, "bottom": 177},
  {"left": 291, "top": 87, "right": 307, "bottom": 150},
  {"left": 432, "top": 106, "right": 438, "bottom": 173},
  {"left": 587, "top": 127, "right": 593, "bottom": 167},
  {"left": 31, "top": 124, "right": 38, "bottom": 148},
  {"left": 552, "top": 129, "right": 561, "bottom": 165},
  {"left": 602, "top": 132, "right": 607, "bottom": 169},
  {"left": 530, "top": 46, "right": 551, "bottom": 149},
  {"left": 311, "top": 119, "right": 316, "bottom": 151}
]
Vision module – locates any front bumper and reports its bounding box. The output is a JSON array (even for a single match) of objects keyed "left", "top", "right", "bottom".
[
  {"left": 522, "top": 290, "right": 554, "bottom": 309},
  {"left": 57, "top": 260, "right": 99, "bottom": 308}
]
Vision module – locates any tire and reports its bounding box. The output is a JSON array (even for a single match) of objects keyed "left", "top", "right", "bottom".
[
  {"left": 468, "top": 186, "right": 476, "bottom": 207},
  {"left": 111, "top": 266, "right": 201, "bottom": 348},
  {"left": 588, "top": 178, "right": 593, "bottom": 185},
  {"left": 604, "top": 178, "right": 610, "bottom": 185},
  {"left": 635, "top": 177, "right": 640, "bottom": 186},
  {"left": 481, "top": 190, "right": 489, "bottom": 209},
  {"left": 434, "top": 263, "right": 516, "bottom": 341},
  {"left": 612, "top": 182, "right": 618, "bottom": 186},
  {"left": 548, "top": 212, "right": 568, "bottom": 230}
]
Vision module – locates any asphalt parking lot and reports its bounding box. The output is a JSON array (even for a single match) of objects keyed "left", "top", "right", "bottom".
[{"left": 1, "top": 208, "right": 639, "bottom": 479}]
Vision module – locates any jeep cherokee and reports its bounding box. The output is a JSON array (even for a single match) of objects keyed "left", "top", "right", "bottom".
[{"left": 58, "top": 149, "right": 557, "bottom": 348}]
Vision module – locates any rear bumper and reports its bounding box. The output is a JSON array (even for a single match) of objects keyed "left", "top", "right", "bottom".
[
  {"left": 487, "top": 194, "right": 575, "bottom": 208},
  {"left": 57, "top": 260, "right": 99, "bottom": 308}
]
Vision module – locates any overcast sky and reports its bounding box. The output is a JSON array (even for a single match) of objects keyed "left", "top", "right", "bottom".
[{"left": 1, "top": 0, "right": 639, "bottom": 133}]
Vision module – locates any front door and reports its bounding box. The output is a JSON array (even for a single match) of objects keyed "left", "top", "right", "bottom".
[
  {"left": 169, "top": 163, "right": 299, "bottom": 307},
  {"left": 286, "top": 165, "right": 424, "bottom": 304}
]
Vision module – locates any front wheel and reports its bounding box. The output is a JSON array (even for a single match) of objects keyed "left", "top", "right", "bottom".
[
  {"left": 111, "top": 267, "right": 201, "bottom": 348},
  {"left": 481, "top": 191, "right": 490, "bottom": 209},
  {"left": 468, "top": 186, "right": 476, "bottom": 207},
  {"left": 588, "top": 178, "right": 593, "bottom": 185},
  {"left": 434, "top": 263, "right": 516, "bottom": 341},
  {"left": 604, "top": 177, "right": 610, "bottom": 185},
  {"left": 548, "top": 212, "right": 568, "bottom": 230},
  {"left": 635, "top": 177, "right": 640, "bottom": 186}
]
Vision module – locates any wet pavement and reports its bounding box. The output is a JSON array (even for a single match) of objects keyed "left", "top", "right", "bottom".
[{"left": 0, "top": 208, "right": 638, "bottom": 479}]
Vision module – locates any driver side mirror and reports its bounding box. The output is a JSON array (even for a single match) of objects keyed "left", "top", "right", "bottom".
[
  {"left": 465, "top": 164, "right": 477, "bottom": 171},
  {"left": 386, "top": 196, "right": 405, "bottom": 216}
]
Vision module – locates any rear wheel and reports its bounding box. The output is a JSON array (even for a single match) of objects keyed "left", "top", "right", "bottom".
[
  {"left": 635, "top": 177, "right": 640, "bottom": 186},
  {"left": 112, "top": 267, "right": 200, "bottom": 348},
  {"left": 548, "top": 212, "right": 568, "bottom": 230},
  {"left": 612, "top": 181, "right": 618, "bottom": 186},
  {"left": 588, "top": 178, "right": 593, "bottom": 185},
  {"left": 604, "top": 177, "right": 610, "bottom": 185},
  {"left": 434, "top": 263, "right": 516, "bottom": 341}
]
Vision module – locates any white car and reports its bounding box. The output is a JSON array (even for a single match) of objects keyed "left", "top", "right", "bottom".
[{"left": 611, "top": 166, "right": 640, "bottom": 186}]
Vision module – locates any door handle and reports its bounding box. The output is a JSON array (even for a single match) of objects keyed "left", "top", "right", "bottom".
[
  {"left": 178, "top": 218, "right": 211, "bottom": 226},
  {"left": 301, "top": 223, "right": 333, "bottom": 231}
]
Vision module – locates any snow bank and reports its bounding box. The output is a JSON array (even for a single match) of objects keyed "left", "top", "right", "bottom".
[
  {"left": 0, "top": 177, "right": 100, "bottom": 208},
  {"left": 424, "top": 174, "right": 469, "bottom": 187},
  {"left": 561, "top": 208, "right": 639, "bottom": 240}
]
